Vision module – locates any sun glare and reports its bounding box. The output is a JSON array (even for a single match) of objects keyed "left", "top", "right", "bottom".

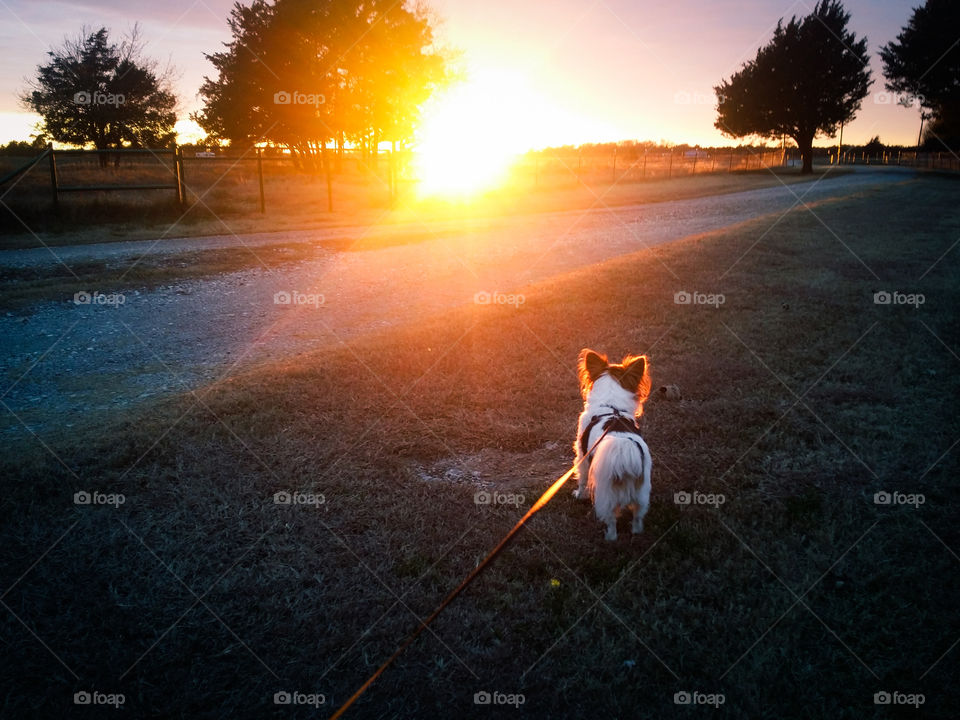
[{"left": 413, "top": 69, "right": 545, "bottom": 198}]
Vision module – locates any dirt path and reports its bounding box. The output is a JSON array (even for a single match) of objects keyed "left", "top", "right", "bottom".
[{"left": 0, "top": 169, "right": 911, "bottom": 436}]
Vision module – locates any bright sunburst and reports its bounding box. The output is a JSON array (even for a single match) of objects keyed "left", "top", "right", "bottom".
[{"left": 413, "top": 69, "right": 544, "bottom": 198}]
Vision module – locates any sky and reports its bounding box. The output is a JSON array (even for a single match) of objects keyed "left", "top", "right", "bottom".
[{"left": 0, "top": 0, "right": 926, "bottom": 149}]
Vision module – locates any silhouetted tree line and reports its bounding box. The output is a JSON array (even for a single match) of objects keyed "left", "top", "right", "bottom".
[{"left": 16, "top": 0, "right": 958, "bottom": 165}]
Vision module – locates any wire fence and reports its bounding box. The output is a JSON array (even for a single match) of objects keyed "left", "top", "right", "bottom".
[
  {"left": 2, "top": 143, "right": 955, "bottom": 232},
  {"left": 830, "top": 149, "right": 960, "bottom": 171},
  {"left": 521, "top": 148, "right": 786, "bottom": 188}
]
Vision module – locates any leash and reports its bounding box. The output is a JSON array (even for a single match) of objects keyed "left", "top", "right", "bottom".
[{"left": 329, "top": 426, "right": 613, "bottom": 719}]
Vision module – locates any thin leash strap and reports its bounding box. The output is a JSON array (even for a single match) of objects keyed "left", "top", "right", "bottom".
[{"left": 328, "top": 426, "right": 613, "bottom": 719}]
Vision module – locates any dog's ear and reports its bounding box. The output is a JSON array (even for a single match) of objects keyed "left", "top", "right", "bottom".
[
  {"left": 621, "top": 355, "right": 651, "bottom": 402},
  {"left": 578, "top": 349, "right": 608, "bottom": 382},
  {"left": 578, "top": 349, "right": 608, "bottom": 397}
]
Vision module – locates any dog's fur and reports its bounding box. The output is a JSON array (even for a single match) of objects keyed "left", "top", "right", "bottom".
[{"left": 573, "top": 349, "right": 652, "bottom": 540}]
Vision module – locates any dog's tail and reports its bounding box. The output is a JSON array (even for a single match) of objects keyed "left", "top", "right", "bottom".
[{"left": 588, "top": 438, "right": 646, "bottom": 501}]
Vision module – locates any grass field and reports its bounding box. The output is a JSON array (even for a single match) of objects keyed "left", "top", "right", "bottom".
[{"left": 1, "top": 174, "right": 958, "bottom": 718}]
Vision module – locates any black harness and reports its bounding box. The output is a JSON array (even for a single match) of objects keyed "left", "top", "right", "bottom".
[{"left": 578, "top": 406, "right": 647, "bottom": 466}]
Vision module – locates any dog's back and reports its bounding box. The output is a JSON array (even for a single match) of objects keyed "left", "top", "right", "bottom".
[{"left": 588, "top": 432, "right": 651, "bottom": 539}]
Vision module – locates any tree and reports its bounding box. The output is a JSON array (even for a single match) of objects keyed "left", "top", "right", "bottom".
[
  {"left": 863, "top": 135, "right": 884, "bottom": 155},
  {"left": 194, "top": 0, "right": 450, "bottom": 169},
  {"left": 880, "top": 0, "right": 960, "bottom": 150},
  {"left": 714, "top": 1, "right": 871, "bottom": 173},
  {"left": 0, "top": 141, "right": 41, "bottom": 156},
  {"left": 21, "top": 27, "right": 178, "bottom": 156}
]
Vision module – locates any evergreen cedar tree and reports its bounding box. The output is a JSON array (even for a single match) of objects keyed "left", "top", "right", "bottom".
[{"left": 714, "top": 0, "right": 871, "bottom": 173}]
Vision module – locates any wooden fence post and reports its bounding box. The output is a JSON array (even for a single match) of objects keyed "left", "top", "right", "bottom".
[
  {"left": 175, "top": 147, "right": 187, "bottom": 207},
  {"left": 611, "top": 146, "right": 617, "bottom": 183},
  {"left": 389, "top": 148, "right": 396, "bottom": 202},
  {"left": 257, "top": 147, "right": 265, "bottom": 213},
  {"left": 173, "top": 147, "right": 182, "bottom": 206},
  {"left": 47, "top": 143, "right": 59, "bottom": 210},
  {"left": 668, "top": 151, "right": 673, "bottom": 178},
  {"left": 325, "top": 146, "right": 333, "bottom": 212}
]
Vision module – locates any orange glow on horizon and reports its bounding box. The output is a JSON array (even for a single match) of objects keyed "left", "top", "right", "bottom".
[{"left": 412, "top": 67, "right": 610, "bottom": 197}]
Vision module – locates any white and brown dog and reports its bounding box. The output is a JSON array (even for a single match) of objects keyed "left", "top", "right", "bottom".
[{"left": 573, "top": 349, "right": 652, "bottom": 540}]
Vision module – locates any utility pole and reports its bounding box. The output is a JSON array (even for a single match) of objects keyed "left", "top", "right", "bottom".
[
  {"left": 836, "top": 120, "right": 844, "bottom": 165},
  {"left": 917, "top": 111, "right": 930, "bottom": 153}
]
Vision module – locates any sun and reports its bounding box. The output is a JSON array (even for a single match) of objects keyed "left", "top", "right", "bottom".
[{"left": 413, "top": 69, "right": 543, "bottom": 198}]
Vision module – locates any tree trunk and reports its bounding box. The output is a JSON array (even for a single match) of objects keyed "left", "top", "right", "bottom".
[
  {"left": 96, "top": 138, "right": 108, "bottom": 169},
  {"left": 798, "top": 134, "right": 814, "bottom": 174}
]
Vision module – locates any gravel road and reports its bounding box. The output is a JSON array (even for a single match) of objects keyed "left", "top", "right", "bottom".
[{"left": 0, "top": 169, "right": 911, "bottom": 436}]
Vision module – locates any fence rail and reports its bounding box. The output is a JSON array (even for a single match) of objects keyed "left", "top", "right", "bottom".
[
  {"left": 3, "top": 144, "right": 956, "bottom": 223},
  {"left": 42, "top": 144, "right": 185, "bottom": 209},
  {"left": 830, "top": 149, "right": 959, "bottom": 171}
]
